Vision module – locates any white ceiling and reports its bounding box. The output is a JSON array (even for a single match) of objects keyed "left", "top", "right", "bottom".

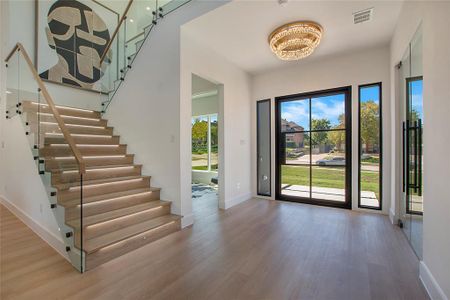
[{"left": 183, "top": 0, "right": 404, "bottom": 75}]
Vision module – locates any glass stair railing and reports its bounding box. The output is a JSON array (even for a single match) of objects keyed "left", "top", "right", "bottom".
[
  {"left": 5, "top": 43, "right": 87, "bottom": 272},
  {"left": 97, "top": 0, "right": 192, "bottom": 113}
]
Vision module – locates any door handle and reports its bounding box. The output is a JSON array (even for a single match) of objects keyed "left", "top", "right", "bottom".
[
  {"left": 402, "top": 122, "right": 406, "bottom": 192},
  {"left": 413, "top": 120, "right": 418, "bottom": 193},
  {"left": 418, "top": 119, "right": 422, "bottom": 196}
]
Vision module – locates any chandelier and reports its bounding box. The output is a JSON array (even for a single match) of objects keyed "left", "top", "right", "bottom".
[{"left": 268, "top": 21, "right": 323, "bottom": 61}]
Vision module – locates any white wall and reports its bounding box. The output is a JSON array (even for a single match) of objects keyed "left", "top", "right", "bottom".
[
  {"left": 251, "top": 46, "right": 391, "bottom": 214},
  {"left": 390, "top": 2, "right": 450, "bottom": 299},
  {"left": 181, "top": 29, "right": 252, "bottom": 211},
  {"left": 104, "top": 0, "right": 228, "bottom": 228}
]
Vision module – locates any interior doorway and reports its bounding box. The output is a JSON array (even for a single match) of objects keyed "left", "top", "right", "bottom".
[
  {"left": 191, "top": 74, "right": 221, "bottom": 218},
  {"left": 275, "top": 87, "right": 352, "bottom": 209}
]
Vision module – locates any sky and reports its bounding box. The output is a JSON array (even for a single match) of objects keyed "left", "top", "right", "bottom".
[
  {"left": 410, "top": 80, "right": 423, "bottom": 119},
  {"left": 281, "top": 93, "right": 345, "bottom": 130}
]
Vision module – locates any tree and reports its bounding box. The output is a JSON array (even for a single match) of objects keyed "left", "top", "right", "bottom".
[
  {"left": 311, "top": 118, "right": 331, "bottom": 146},
  {"left": 191, "top": 119, "right": 208, "bottom": 150},
  {"left": 328, "top": 114, "right": 345, "bottom": 151},
  {"left": 360, "top": 101, "right": 379, "bottom": 153}
]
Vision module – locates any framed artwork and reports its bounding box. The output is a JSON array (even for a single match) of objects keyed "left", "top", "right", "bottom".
[{"left": 36, "top": 0, "right": 119, "bottom": 92}]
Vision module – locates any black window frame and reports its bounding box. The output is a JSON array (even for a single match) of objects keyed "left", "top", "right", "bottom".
[
  {"left": 275, "top": 86, "right": 352, "bottom": 209},
  {"left": 358, "top": 82, "right": 383, "bottom": 210}
]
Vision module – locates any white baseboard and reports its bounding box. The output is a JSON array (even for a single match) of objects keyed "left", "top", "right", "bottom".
[
  {"left": 181, "top": 213, "right": 194, "bottom": 228},
  {"left": 0, "top": 196, "right": 69, "bottom": 262},
  {"left": 219, "top": 192, "right": 252, "bottom": 210},
  {"left": 389, "top": 208, "right": 396, "bottom": 225},
  {"left": 420, "top": 261, "right": 448, "bottom": 300}
]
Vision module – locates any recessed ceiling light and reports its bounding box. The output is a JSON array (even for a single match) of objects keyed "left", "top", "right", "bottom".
[
  {"left": 129, "top": 19, "right": 134, "bottom": 23},
  {"left": 146, "top": 6, "right": 150, "bottom": 11},
  {"left": 6, "top": 90, "right": 12, "bottom": 94}
]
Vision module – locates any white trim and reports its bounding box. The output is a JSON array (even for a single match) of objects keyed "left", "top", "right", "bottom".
[
  {"left": 389, "top": 207, "right": 396, "bottom": 224},
  {"left": 181, "top": 213, "right": 194, "bottom": 228},
  {"left": 0, "top": 196, "right": 70, "bottom": 262},
  {"left": 419, "top": 261, "right": 448, "bottom": 300},
  {"left": 220, "top": 192, "right": 251, "bottom": 210}
]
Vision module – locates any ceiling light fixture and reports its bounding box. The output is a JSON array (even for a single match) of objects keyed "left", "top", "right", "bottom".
[
  {"left": 268, "top": 21, "right": 323, "bottom": 61},
  {"left": 146, "top": 6, "right": 150, "bottom": 11}
]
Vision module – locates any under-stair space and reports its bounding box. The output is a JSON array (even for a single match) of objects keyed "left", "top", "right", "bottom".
[{"left": 21, "top": 101, "right": 181, "bottom": 271}]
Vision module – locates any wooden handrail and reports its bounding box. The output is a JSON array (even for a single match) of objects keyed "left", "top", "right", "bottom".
[
  {"left": 5, "top": 43, "right": 86, "bottom": 174},
  {"left": 100, "top": 0, "right": 134, "bottom": 64}
]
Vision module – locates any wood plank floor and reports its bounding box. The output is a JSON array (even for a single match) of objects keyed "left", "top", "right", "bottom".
[{"left": 1, "top": 198, "right": 429, "bottom": 300}]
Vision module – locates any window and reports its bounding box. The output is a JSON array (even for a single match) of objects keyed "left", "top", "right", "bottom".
[
  {"left": 257, "top": 99, "right": 271, "bottom": 196},
  {"left": 192, "top": 114, "right": 218, "bottom": 172},
  {"left": 276, "top": 87, "right": 352, "bottom": 209},
  {"left": 358, "top": 83, "right": 382, "bottom": 209}
]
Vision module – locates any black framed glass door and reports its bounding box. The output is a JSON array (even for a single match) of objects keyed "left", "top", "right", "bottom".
[{"left": 275, "top": 87, "right": 352, "bottom": 209}]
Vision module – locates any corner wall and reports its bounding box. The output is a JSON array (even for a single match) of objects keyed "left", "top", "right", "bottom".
[
  {"left": 103, "top": 0, "right": 229, "bottom": 227},
  {"left": 390, "top": 2, "right": 450, "bottom": 299},
  {"left": 251, "top": 46, "right": 391, "bottom": 214},
  {"left": 180, "top": 30, "right": 252, "bottom": 211}
]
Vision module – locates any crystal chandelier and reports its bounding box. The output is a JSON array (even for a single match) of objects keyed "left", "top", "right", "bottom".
[{"left": 268, "top": 21, "right": 323, "bottom": 60}]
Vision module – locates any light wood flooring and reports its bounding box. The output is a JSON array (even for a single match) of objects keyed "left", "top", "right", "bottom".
[{"left": 1, "top": 198, "right": 429, "bottom": 300}]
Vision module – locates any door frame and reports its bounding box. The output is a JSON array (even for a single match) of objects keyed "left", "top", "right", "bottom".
[{"left": 275, "top": 86, "right": 352, "bottom": 209}]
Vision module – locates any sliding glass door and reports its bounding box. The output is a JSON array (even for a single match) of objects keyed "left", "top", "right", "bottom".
[
  {"left": 399, "top": 25, "right": 423, "bottom": 259},
  {"left": 276, "top": 87, "right": 352, "bottom": 208}
]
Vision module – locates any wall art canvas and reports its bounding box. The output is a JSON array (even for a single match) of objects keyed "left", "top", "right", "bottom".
[{"left": 36, "top": 0, "right": 119, "bottom": 92}]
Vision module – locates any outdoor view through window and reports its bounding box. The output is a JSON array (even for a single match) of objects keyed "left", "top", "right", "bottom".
[
  {"left": 192, "top": 114, "right": 218, "bottom": 171},
  {"left": 279, "top": 91, "right": 349, "bottom": 205},
  {"left": 359, "top": 84, "right": 382, "bottom": 209}
]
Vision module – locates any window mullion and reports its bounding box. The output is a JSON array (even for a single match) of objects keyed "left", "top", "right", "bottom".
[{"left": 208, "top": 115, "right": 212, "bottom": 172}]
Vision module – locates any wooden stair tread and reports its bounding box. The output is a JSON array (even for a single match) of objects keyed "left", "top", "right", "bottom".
[
  {"left": 84, "top": 214, "right": 181, "bottom": 253},
  {"left": 22, "top": 101, "right": 101, "bottom": 118},
  {"left": 60, "top": 187, "right": 161, "bottom": 207},
  {"left": 53, "top": 164, "right": 142, "bottom": 173},
  {"left": 66, "top": 200, "right": 170, "bottom": 228},
  {"left": 53, "top": 175, "right": 150, "bottom": 190},
  {"left": 44, "top": 135, "right": 120, "bottom": 145}
]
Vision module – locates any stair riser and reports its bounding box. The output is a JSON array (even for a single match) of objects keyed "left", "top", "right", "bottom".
[
  {"left": 57, "top": 177, "right": 151, "bottom": 202},
  {"left": 40, "top": 145, "right": 127, "bottom": 157},
  {"left": 22, "top": 101, "right": 101, "bottom": 119},
  {"left": 45, "top": 156, "right": 134, "bottom": 171},
  {"left": 64, "top": 191, "right": 160, "bottom": 219},
  {"left": 30, "top": 123, "right": 113, "bottom": 136},
  {"left": 26, "top": 113, "right": 107, "bottom": 127},
  {"left": 44, "top": 135, "right": 120, "bottom": 145},
  {"left": 73, "top": 205, "right": 171, "bottom": 244},
  {"left": 85, "top": 219, "right": 181, "bottom": 270},
  {"left": 52, "top": 166, "right": 142, "bottom": 184}
]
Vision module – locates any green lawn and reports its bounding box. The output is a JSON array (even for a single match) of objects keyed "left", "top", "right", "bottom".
[
  {"left": 192, "top": 164, "right": 218, "bottom": 171},
  {"left": 281, "top": 165, "right": 380, "bottom": 199}
]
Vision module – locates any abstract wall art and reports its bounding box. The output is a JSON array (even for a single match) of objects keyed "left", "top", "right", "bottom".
[{"left": 36, "top": 0, "right": 119, "bottom": 92}]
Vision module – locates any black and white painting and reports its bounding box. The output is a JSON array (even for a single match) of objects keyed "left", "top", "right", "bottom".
[{"left": 37, "top": 0, "right": 118, "bottom": 91}]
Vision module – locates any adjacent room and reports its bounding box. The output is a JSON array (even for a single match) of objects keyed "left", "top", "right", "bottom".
[{"left": 191, "top": 74, "right": 220, "bottom": 218}]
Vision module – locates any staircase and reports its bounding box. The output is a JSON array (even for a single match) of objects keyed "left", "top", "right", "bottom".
[
  {"left": 5, "top": 0, "right": 192, "bottom": 273},
  {"left": 22, "top": 101, "right": 181, "bottom": 271}
]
